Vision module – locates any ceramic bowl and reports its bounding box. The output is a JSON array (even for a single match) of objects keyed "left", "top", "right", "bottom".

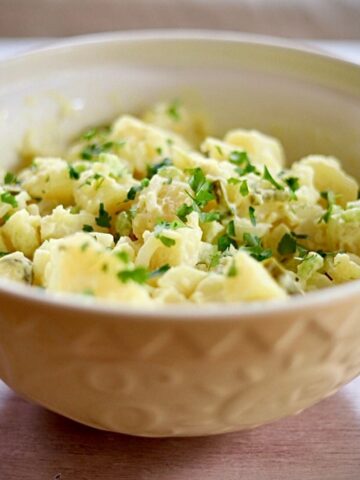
[{"left": 0, "top": 32, "right": 360, "bottom": 437}]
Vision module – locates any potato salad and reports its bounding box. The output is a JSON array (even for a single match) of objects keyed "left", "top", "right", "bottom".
[{"left": 0, "top": 101, "right": 360, "bottom": 306}]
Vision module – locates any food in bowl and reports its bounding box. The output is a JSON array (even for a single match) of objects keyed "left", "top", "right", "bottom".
[{"left": 0, "top": 100, "right": 359, "bottom": 305}]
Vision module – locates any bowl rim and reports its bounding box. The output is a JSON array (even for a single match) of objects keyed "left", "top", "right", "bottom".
[
  {"left": 1, "top": 29, "right": 360, "bottom": 320},
  {"left": 2, "top": 29, "right": 360, "bottom": 69}
]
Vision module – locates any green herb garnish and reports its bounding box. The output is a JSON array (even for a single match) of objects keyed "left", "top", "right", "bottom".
[
  {"left": 82, "top": 128, "right": 97, "bottom": 140},
  {"left": 319, "top": 191, "right": 335, "bottom": 223},
  {"left": 188, "top": 167, "right": 215, "bottom": 207},
  {"left": 0, "top": 192, "right": 18, "bottom": 208},
  {"left": 117, "top": 267, "right": 149, "bottom": 284},
  {"left": 218, "top": 234, "right": 237, "bottom": 252},
  {"left": 229, "top": 151, "right": 249, "bottom": 166},
  {"left": 4, "top": 172, "right": 18, "bottom": 185},
  {"left": 285, "top": 176, "right": 300, "bottom": 198},
  {"left": 149, "top": 264, "right": 171, "bottom": 278},
  {"left": 127, "top": 178, "right": 150, "bottom": 200},
  {"left": 263, "top": 166, "right": 284, "bottom": 190},
  {"left": 95, "top": 203, "right": 112, "bottom": 228},
  {"left": 167, "top": 100, "right": 181, "bottom": 121},
  {"left": 82, "top": 224, "right": 94, "bottom": 232},
  {"left": 158, "top": 235, "right": 176, "bottom": 247},
  {"left": 277, "top": 233, "right": 297, "bottom": 255},
  {"left": 156, "top": 219, "right": 185, "bottom": 231},
  {"left": 147, "top": 158, "right": 172, "bottom": 178},
  {"left": 177, "top": 203, "right": 194, "bottom": 222},
  {"left": 226, "top": 220, "right": 236, "bottom": 237},
  {"left": 68, "top": 165, "right": 80, "bottom": 180},
  {"left": 209, "top": 252, "right": 221, "bottom": 269},
  {"left": 199, "top": 211, "right": 221, "bottom": 223},
  {"left": 228, "top": 177, "right": 240, "bottom": 185},
  {"left": 80, "top": 141, "right": 113, "bottom": 160},
  {"left": 227, "top": 260, "right": 238, "bottom": 277},
  {"left": 248, "top": 206, "right": 256, "bottom": 226},
  {"left": 242, "top": 233, "right": 272, "bottom": 261},
  {"left": 240, "top": 180, "right": 249, "bottom": 196},
  {"left": 229, "top": 150, "right": 258, "bottom": 176},
  {"left": 154, "top": 219, "right": 184, "bottom": 246},
  {"left": 116, "top": 251, "right": 130, "bottom": 263}
]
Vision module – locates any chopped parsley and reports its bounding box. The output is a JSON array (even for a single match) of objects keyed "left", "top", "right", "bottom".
[
  {"left": 188, "top": 167, "right": 215, "bottom": 207},
  {"left": 167, "top": 100, "right": 181, "bottom": 121},
  {"left": 242, "top": 233, "right": 272, "bottom": 261},
  {"left": 95, "top": 203, "right": 112, "bottom": 228},
  {"left": 0, "top": 192, "right": 18, "bottom": 208},
  {"left": 319, "top": 191, "right": 335, "bottom": 223},
  {"left": 226, "top": 220, "right": 236, "bottom": 237},
  {"left": 199, "top": 211, "right": 221, "bottom": 223},
  {"left": 248, "top": 206, "right": 256, "bottom": 226},
  {"left": 68, "top": 165, "right": 80, "bottom": 180},
  {"left": 1, "top": 213, "right": 11, "bottom": 223},
  {"left": 147, "top": 158, "right": 172, "bottom": 178},
  {"left": 209, "top": 251, "right": 221, "bottom": 269},
  {"left": 0, "top": 252, "right": 8, "bottom": 258},
  {"left": 228, "top": 177, "right": 240, "bottom": 185},
  {"left": 158, "top": 235, "right": 176, "bottom": 247},
  {"left": 285, "top": 176, "right": 300, "bottom": 198},
  {"left": 296, "top": 244, "right": 310, "bottom": 259},
  {"left": 177, "top": 202, "right": 220, "bottom": 223},
  {"left": 263, "top": 166, "right": 284, "bottom": 190},
  {"left": 228, "top": 177, "right": 249, "bottom": 196},
  {"left": 116, "top": 251, "right": 130, "bottom": 263},
  {"left": 127, "top": 178, "right": 150, "bottom": 200},
  {"left": 177, "top": 203, "right": 195, "bottom": 222},
  {"left": 218, "top": 234, "right": 237, "bottom": 252},
  {"left": 240, "top": 180, "right": 249, "bottom": 196},
  {"left": 80, "top": 141, "right": 114, "bottom": 160},
  {"left": 156, "top": 146, "right": 163, "bottom": 155},
  {"left": 117, "top": 267, "right": 149, "bottom": 284},
  {"left": 229, "top": 150, "right": 258, "bottom": 176},
  {"left": 229, "top": 151, "right": 249, "bottom": 166},
  {"left": 154, "top": 219, "right": 184, "bottom": 247},
  {"left": 227, "top": 260, "right": 238, "bottom": 277},
  {"left": 4, "top": 172, "right": 18, "bottom": 185},
  {"left": 82, "top": 128, "right": 97, "bottom": 140},
  {"left": 82, "top": 224, "right": 94, "bottom": 232},
  {"left": 155, "top": 219, "right": 185, "bottom": 232},
  {"left": 149, "top": 264, "right": 171, "bottom": 278},
  {"left": 277, "top": 233, "right": 297, "bottom": 255}
]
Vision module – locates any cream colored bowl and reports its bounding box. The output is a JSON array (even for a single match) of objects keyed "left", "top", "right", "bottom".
[{"left": 0, "top": 32, "right": 360, "bottom": 437}]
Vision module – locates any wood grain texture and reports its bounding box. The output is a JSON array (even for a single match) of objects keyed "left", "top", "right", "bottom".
[{"left": 0, "top": 377, "right": 359, "bottom": 480}]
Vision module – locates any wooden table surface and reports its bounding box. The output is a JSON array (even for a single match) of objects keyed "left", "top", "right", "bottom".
[{"left": 1, "top": 377, "right": 360, "bottom": 480}]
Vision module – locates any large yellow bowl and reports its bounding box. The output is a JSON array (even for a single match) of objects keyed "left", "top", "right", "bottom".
[{"left": 0, "top": 32, "right": 360, "bottom": 437}]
